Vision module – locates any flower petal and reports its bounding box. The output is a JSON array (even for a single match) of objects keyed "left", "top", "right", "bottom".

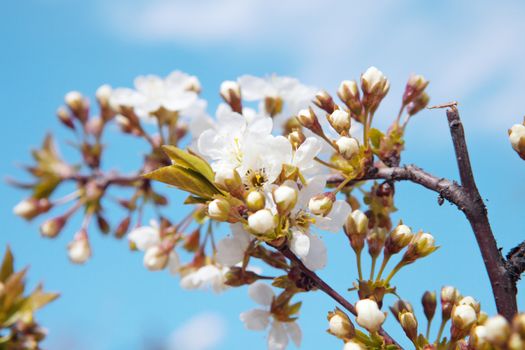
[
  {"left": 290, "top": 231, "right": 310, "bottom": 258},
  {"left": 268, "top": 322, "right": 289, "bottom": 350},
  {"left": 248, "top": 282, "right": 275, "bottom": 306},
  {"left": 302, "top": 235, "right": 327, "bottom": 271},
  {"left": 285, "top": 322, "right": 302, "bottom": 347},
  {"left": 240, "top": 309, "right": 270, "bottom": 331},
  {"left": 127, "top": 225, "right": 160, "bottom": 251}
]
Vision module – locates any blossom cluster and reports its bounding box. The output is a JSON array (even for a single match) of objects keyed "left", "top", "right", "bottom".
[{"left": 11, "top": 66, "right": 522, "bottom": 350}]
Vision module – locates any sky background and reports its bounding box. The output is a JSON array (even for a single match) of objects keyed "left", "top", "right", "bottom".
[{"left": 1, "top": 0, "right": 525, "bottom": 349}]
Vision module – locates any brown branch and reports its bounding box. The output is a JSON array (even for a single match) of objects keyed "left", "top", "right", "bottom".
[
  {"left": 444, "top": 106, "right": 517, "bottom": 320},
  {"left": 277, "top": 245, "right": 403, "bottom": 349}
]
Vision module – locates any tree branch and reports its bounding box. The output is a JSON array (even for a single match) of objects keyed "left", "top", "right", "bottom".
[
  {"left": 277, "top": 245, "right": 403, "bottom": 349},
  {"left": 506, "top": 241, "right": 525, "bottom": 284}
]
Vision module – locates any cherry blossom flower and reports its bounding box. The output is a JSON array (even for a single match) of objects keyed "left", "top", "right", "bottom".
[
  {"left": 180, "top": 264, "right": 229, "bottom": 293},
  {"left": 216, "top": 223, "right": 253, "bottom": 267},
  {"left": 240, "top": 282, "right": 301, "bottom": 350},
  {"left": 127, "top": 220, "right": 180, "bottom": 274},
  {"left": 110, "top": 70, "right": 200, "bottom": 120}
]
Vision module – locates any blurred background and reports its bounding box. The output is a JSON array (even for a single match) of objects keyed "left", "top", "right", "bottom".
[{"left": 1, "top": 0, "right": 525, "bottom": 349}]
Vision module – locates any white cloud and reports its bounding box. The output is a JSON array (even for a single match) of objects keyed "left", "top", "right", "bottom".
[
  {"left": 98, "top": 0, "right": 525, "bottom": 132},
  {"left": 166, "top": 312, "right": 226, "bottom": 350}
]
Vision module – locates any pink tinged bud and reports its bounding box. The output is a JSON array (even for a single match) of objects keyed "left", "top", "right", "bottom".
[
  {"left": 399, "top": 311, "right": 418, "bottom": 341},
  {"left": 484, "top": 315, "right": 511, "bottom": 346},
  {"left": 248, "top": 209, "right": 275, "bottom": 235},
  {"left": 336, "top": 136, "right": 359, "bottom": 159},
  {"left": 422, "top": 291, "right": 437, "bottom": 322},
  {"left": 40, "top": 217, "right": 66, "bottom": 238},
  {"left": 208, "top": 198, "right": 231, "bottom": 222},
  {"left": 68, "top": 232, "right": 91, "bottom": 264},
  {"left": 403, "top": 74, "right": 429, "bottom": 105},
  {"left": 452, "top": 304, "right": 478, "bottom": 331},
  {"left": 313, "top": 90, "right": 336, "bottom": 114},
  {"left": 308, "top": 193, "right": 334, "bottom": 216},
  {"left": 56, "top": 106, "right": 75, "bottom": 130},
  {"left": 355, "top": 299, "right": 386, "bottom": 333},
  {"left": 143, "top": 246, "right": 169, "bottom": 271},
  {"left": 273, "top": 184, "right": 298, "bottom": 215},
  {"left": 245, "top": 191, "right": 266, "bottom": 212},
  {"left": 13, "top": 198, "right": 51, "bottom": 220}
]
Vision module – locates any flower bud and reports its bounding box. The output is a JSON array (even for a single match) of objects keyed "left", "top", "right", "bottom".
[
  {"left": 343, "top": 341, "right": 365, "bottom": 350},
  {"left": 355, "top": 299, "right": 386, "bottom": 333},
  {"left": 399, "top": 311, "right": 418, "bottom": 341},
  {"left": 68, "top": 231, "right": 91, "bottom": 264},
  {"left": 273, "top": 183, "right": 298, "bottom": 215},
  {"left": 509, "top": 124, "right": 525, "bottom": 155},
  {"left": 185, "top": 76, "right": 201, "bottom": 93},
  {"left": 313, "top": 90, "right": 336, "bottom": 114},
  {"left": 407, "top": 92, "right": 430, "bottom": 116},
  {"left": 441, "top": 286, "right": 460, "bottom": 320},
  {"left": 469, "top": 325, "right": 489, "bottom": 349},
  {"left": 512, "top": 313, "right": 525, "bottom": 337},
  {"left": 422, "top": 291, "right": 437, "bottom": 322},
  {"left": 297, "top": 107, "right": 323, "bottom": 135},
  {"left": 337, "top": 80, "right": 362, "bottom": 116},
  {"left": 344, "top": 210, "right": 368, "bottom": 253},
  {"left": 288, "top": 129, "right": 305, "bottom": 149},
  {"left": 65, "top": 90, "right": 88, "bottom": 121},
  {"left": 361, "top": 66, "right": 389, "bottom": 113},
  {"left": 215, "top": 168, "right": 243, "bottom": 193},
  {"left": 328, "top": 109, "right": 350, "bottom": 135},
  {"left": 336, "top": 137, "right": 359, "bottom": 160},
  {"left": 264, "top": 96, "right": 284, "bottom": 117},
  {"left": 246, "top": 191, "right": 266, "bottom": 212},
  {"left": 40, "top": 217, "right": 66, "bottom": 238},
  {"left": 484, "top": 315, "right": 510, "bottom": 346},
  {"left": 384, "top": 224, "right": 413, "bottom": 255},
  {"left": 248, "top": 209, "right": 276, "bottom": 235},
  {"left": 220, "top": 81, "right": 242, "bottom": 113},
  {"left": 508, "top": 333, "right": 525, "bottom": 350},
  {"left": 308, "top": 193, "right": 335, "bottom": 216},
  {"left": 13, "top": 198, "right": 52, "bottom": 220},
  {"left": 143, "top": 246, "right": 169, "bottom": 271},
  {"left": 208, "top": 198, "right": 231, "bottom": 222},
  {"left": 327, "top": 308, "right": 355, "bottom": 339},
  {"left": 402, "top": 231, "right": 437, "bottom": 264},
  {"left": 367, "top": 227, "right": 388, "bottom": 259},
  {"left": 403, "top": 74, "right": 429, "bottom": 105},
  {"left": 56, "top": 106, "right": 75, "bottom": 129},
  {"left": 390, "top": 300, "right": 413, "bottom": 322},
  {"left": 96, "top": 84, "right": 112, "bottom": 107},
  {"left": 459, "top": 296, "right": 480, "bottom": 314},
  {"left": 452, "top": 304, "right": 477, "bottom": 332}
]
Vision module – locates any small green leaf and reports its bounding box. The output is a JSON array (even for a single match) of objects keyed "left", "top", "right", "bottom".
[
  {"left": 161, "top": 145, "right": 216, "bottom": 183},
  {"left": 0, "top": 247, "right": 14, "bottom": 282},
  {"left": 369, "top": 128, "right": 384, "bottom": 149}
]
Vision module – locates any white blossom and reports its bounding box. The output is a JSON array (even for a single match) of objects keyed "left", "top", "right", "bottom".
[
  {"left": 509, "top": 124, "right": 525, "bottom": 151},
  {"left": 240, "top": 282, "right": 301, "bottom": 350},
  {"left": 216, "top": 223, "right": 252, "bottom": 267},
  {"left": 180, "top": 265, "right": 229, "bottom": 293},
  {"left": 355, "top": 299, "right": 386, "bottom": 332}
]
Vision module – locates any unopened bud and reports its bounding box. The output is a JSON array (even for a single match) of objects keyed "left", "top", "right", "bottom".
[
  {"left": 407, "top": 92, "right": 430, "bottom": 116},
  {"left": 327, "top": 308, "right": 355, "bottom": 339},
  {"left": 344, "top": 210, "right": 368, "bottom": 252},
  {"left": 114, "top": 216, "right": 131, "bottom": 239},
  {"left": 68, "top": 231, "right": 91, "bottom": 264},
  {"left": 399, "top": 311, "right": 418, "bottom": 341},
  {"left": 143, "top": 246, "right": 169, "bottom": 271},
  {"left": 452, "top": 304, "right": 477, "bottom": 335},
  {"left": 220, "top": 81, "right": 242, "bottom": 113},
  {"left": 440, "top": 286, "right": 460, "bottom": 320},
  {"left": 288, "top": 129, "right": 306, "bottom": 149},
  {"left": 422, "top": 291, "right": 437, "bottom": 322},
  {"left": 185, "top": 76, "right": 201, "bottom": 93},
  {"left": 65, "top": 90, "right": 87, "bottom": 121},
  {"left": 355, "top": 298, "right": 386, "bottom": 333},
  {"left": 96, "top": 84, "right": 112, "bottom": 106},
  {"left": 13, "top": 198, "right": 51, "bottom": 220},
  {"left": 297, "top": 107, "right": 323, "bottom": 135},
  {"left": 509, "top": 124, "right": 525, "bottom": 156},
  {"left": 264, "top": 96, "right": 283, "bottom": 117},
  {"left": 40, "top": 217, "right": 66, "bottom": 238},
  {"left": 361, "top": 66, "right": 389, "bottom": 113},
  {"left": 248, "top": 209, "right": 276, "bottom": 235},
  {"left": 313, "top": 90, "right": 336, "bottom": 114},
  {"left": 401, "top": 231, "right": 437, "bottom": 264},
  {"left": 508, "top": 333, "right": 525, "bottom": 350},
  {"left": 403, "top": 74, "right": 429, "bottom": 105},
  {"left": 385, "top": 224, "right": 413, "bottom": 255},
  {"left": 308, "top": 193, "right": 334, "bottom": 216},
  {"left": 56, "top": 106, "right": 75, "bottom": 129},
  {"left": 208, "top": 198, "right": 231, "bottom": 221},
  {"left": 484, "top": 315, "right": 510, "bottom": 346},
  {"left": 273, "top": 183, "right": 298, "bottom": 215},
  {"left": 458, "top": 296, "right": 480, "bottom": 314},
  {"left": 215, "top": 168, "right": 243, "bottom": 193},
  {"left": 336, "top": 136, "right": 359, "bottom": 159},
  {"left": 343, "top": 341, "right": 365, "bottom": 350},
  {"left": 367, "top": 227, "right": 387, "bottom": 259},
  {"left": 390, "top": 299, "right": 413, "bottom": 322},
  {"left": 512, "top": 313, "right": 525, "bottom": 337},
  {"left": 246, "top": 191, "right": 266, "bottom": 212},
  {"left": 337, "top": 80, "right": 362, "bottom": 116},
  {"left": 328, "top": 110, "right": 351, "bottom": 135},
  {"left": 469, "top": 325, "right": 489, "bottom": 349}
]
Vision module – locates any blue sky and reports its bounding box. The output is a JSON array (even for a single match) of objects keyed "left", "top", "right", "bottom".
[{"left": 1, "top": 1, "right": 525, "bottom": 349}]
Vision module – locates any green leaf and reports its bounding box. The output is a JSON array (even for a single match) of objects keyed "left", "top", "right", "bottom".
[
  {"left": 184, "top": 196, "right": 208, "bottom": 205},
  {"left": 144, "top": 165, "right": 220, "bottom": 199},
  {"left": 161, "top": 145, "right": 216, "bottom": 183},
  {"left": 369, "top": 128, "right": 384, "bottom": 149},
  {"left": 0, "top": 247, "right": 14, "bottom": 282}
]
